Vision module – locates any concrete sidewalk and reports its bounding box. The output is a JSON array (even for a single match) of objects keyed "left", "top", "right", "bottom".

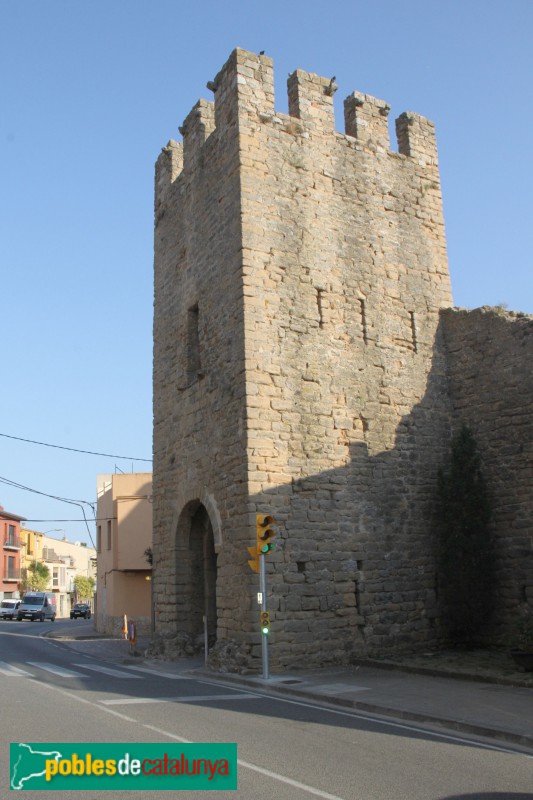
[
  {"left": 196, "top": 663, "right": 533, "bottom": 751},
  {"left": 47, "top": 625, "right": 533, "bottom": 751}
]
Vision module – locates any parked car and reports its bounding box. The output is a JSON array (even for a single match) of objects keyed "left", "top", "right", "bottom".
[
  {"left": 0, "top": 599, "right": 21, "bottom": 620},
  {"left": 70, "top": 603, "right": 91, "bottom": 619},
  {"left": 17, "top": 592, "right": 56, "bottom": 622}
]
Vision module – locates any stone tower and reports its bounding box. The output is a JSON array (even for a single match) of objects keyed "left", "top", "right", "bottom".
[{"left": 153, "top": 48, "right": 454, "bottom": 670}]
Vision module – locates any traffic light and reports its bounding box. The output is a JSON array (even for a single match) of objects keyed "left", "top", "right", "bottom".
[
  {"left": 260, "top": 611, "right": 270, "bottom": 635},
  {"left": 248, "top": 514, "right": 277, "bottom": 572},
  {"left": 247, "top": 545, "right": 259, "bottom": 574},
  {"left": 256, "top": 514, "right": 276, "bottom": 555}
]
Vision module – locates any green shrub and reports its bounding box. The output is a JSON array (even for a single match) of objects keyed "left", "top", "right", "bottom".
[{"left": 437, "top": 425, "right": 495, "bottom": 645}]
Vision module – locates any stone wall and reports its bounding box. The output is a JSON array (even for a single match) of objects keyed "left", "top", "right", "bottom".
[
  {"left": 442, "top": 307, "right": 533, "bottom": 630},
  {"left": 234, "top": 51, "right": 454, "bottom": 666},
  {"left": 152, "top": 77, "right": 252, "bottom": 642},
  {"left": 153, "top": 48, "right": 457, "bottom": 671}
]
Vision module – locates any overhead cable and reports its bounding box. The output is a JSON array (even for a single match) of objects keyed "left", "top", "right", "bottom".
[
  {"left": 0, "top": 432, "right": 152, "bottom": 462},
  {"left": 0, "top": 474, "right": 96, "bottom": 548},
  {"left": 0, "top": 475, "right": 94, "bottom": 508},
  {"left": 24, "top": 518, "right": 117, "bottom": 523}
]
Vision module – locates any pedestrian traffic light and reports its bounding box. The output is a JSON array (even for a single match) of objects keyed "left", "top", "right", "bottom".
[
  {"left": 256, "top": 514, "right": 276, "bottom": 555},
  {"left": 260, "top": 611, "right": 270, "bottom": 635}
]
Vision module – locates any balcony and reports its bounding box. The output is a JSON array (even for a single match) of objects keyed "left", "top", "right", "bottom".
[
  {"left": 3, "top": 535, "right": 22, "bottom": 550},
  {"left": 4, "top": 568, "right": 21, "bottom": 582}
]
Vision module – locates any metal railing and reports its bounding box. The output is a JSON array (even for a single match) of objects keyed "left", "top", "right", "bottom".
[{"left": 3, "top": 535, "right": 22, "bottom": 549}]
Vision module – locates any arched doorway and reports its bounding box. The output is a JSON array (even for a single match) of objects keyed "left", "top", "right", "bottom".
[{"left": 176, "top": 501, "right": 217, "bottom": 642}]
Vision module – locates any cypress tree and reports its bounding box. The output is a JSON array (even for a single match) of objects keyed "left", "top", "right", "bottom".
[{"left": 437, "top": 425, "right": 495, "bottom": 645}]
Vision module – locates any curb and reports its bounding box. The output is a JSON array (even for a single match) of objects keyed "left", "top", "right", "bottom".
[{"left": 187, "top": 668, "right": 533, "bottom": 752}]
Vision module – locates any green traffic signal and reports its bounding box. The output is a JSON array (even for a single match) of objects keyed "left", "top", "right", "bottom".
[
  {"left": 260, "top": 611, "right": 270, "bottom": 635},
  {"left": 256, "top": 514, "right": 277, "bottom": 556}
]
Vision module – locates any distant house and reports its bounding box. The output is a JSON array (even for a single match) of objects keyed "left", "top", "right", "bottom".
[
  {"left": 95, "top": 473, "right": 152, "bottom": 635},
  {"left": 19, "top": 529, "right": 97, "bottom": 617},
  {"left": 0, "top": 505, "right": 25, "bottom": 600}
]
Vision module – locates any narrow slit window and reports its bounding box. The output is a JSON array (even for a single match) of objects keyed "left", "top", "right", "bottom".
[
  {"left": 316, "top": 289, "right": 325, "bottom": 329},
  {"left": 359, "top": 298, "right": 368, "bottom": 344},
  {"left": 409, "top": 311, "right": 418, "bottom": 353},
  {"left": 187, "top": 304, "right": 202, "bottom": 377}
]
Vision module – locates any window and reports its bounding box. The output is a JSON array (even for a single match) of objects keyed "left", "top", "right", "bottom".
[
  {"left": 187, "top": 304, "right": 202, "bottom": 379},
  {"left": 107, "top": 520, "right": 112, "bottom": 551},
  {"left": 97, "top": 525, "right": 102, "bottom": 553},
  {"left": 359, "top": 298, "right": 368, "bottom": 344},
  {"left": 409, "top": 311, "right": 418, "bottom": 352},
  {"left": 316, "top": 288, "right": 325, "bottom": 328}
]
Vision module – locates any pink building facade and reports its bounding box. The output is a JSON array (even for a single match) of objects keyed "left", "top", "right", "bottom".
[{"left": 0, "top": 505, "right": 25, "bottom": 600}]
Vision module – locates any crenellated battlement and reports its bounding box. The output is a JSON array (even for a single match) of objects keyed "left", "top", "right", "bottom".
[
  {"left": 179, "top": 99, "right": 215, "bottom": 164},
  {"left": 210, "top": 48, "right": 274, "bottom": 131},
  {"left": 287, "top": 69, "right": 337, "bottom": 134},
  {"left": 396, "top": 112, "right": 439, "bottom": 167},
  {"left": 156, "top": 48, "right": 440, "bottom": 190},
  {"left": 155, "top": 139, "right": 182, "bottom": 210},
  {"left": 344, "top": 91, "right": 391, "bottom": 152}
]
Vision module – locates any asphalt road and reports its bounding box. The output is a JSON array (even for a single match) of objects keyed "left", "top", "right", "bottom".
[{"left": 1, "top": 619, "right": 532, "bottom": 799}]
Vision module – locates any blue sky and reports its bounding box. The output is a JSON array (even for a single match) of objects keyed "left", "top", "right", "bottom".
[{"left": 1, "top": 0, "right": 531, "bottom": 546}]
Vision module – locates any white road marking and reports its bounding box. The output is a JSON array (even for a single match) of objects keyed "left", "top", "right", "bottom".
[
  {"left": 237, "top": 757, "right": 349, "bottom": 800},
  {"left": 143, "top": 724, "right": 350, "bottom": 800},
  {"left": 100, "top": 692, "right": 260, "bottom": 705},
  {"left": 72, "top": 663, "right": 141, "bottom": 678},
  {"left": 0, "top": 660, "right": 33, "bottom": 677},
  {"left": 117, "top": 664, "right": 192, "bottom": 679},
  {"left": 27, "top": 661, "right": 85, "bottom": 678}
]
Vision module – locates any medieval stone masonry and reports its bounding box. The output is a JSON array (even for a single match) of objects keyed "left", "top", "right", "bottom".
[{"left": 153, "top": 49, "right": 533, "bottom": 671}]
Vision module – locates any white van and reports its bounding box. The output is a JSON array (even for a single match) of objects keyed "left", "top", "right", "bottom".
[
  {"left": 16, "top": 592, "right": 56, "bottom": 622},
  {"left": 0, "top": 599, "right": 21, "bottom": 620}
]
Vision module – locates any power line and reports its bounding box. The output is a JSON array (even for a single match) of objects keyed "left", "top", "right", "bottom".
[
  {"left": 0, "top": 474, "right": 96, "bottom": 549},
  {"left": 24, "top": 519, "right": 117, "bottom": 523},
  {"left": 0, "top": 432, "right": 152, "bottom": 462},
  {"left": 0, "top": 474, "right": 94, "bottom": 507}
]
